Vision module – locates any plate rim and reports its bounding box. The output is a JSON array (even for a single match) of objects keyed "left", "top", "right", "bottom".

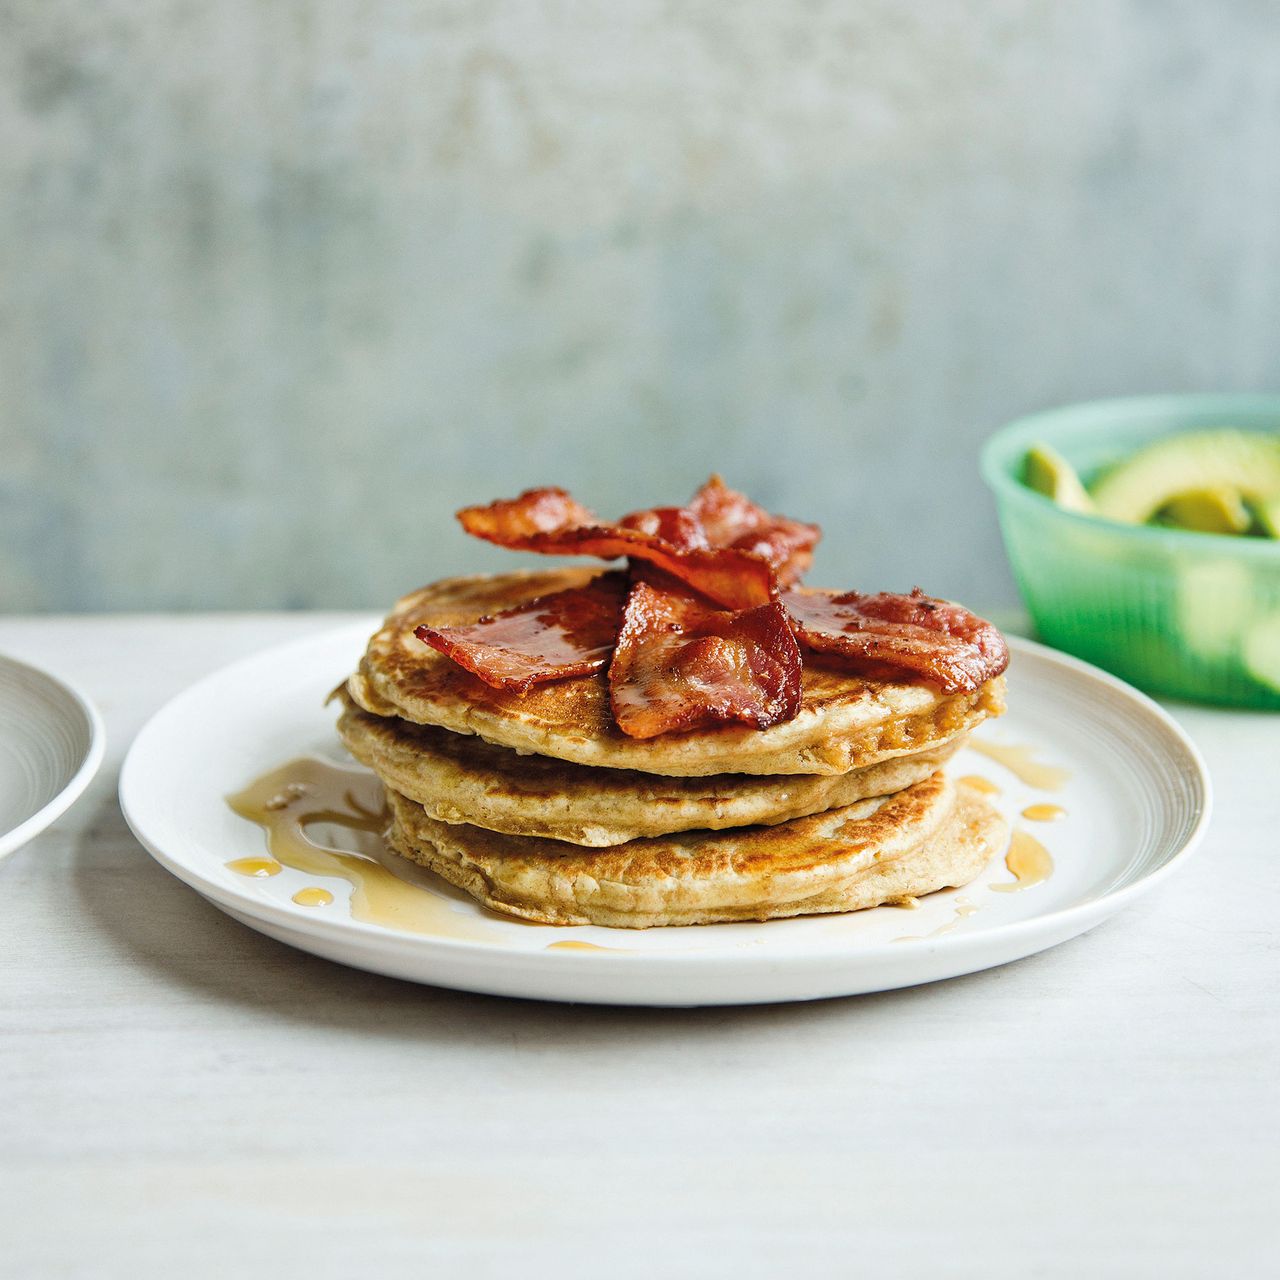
[
  {"left": 0, "top": 654, "right": 107, "bottom": 861},
  {"left": 118, "top": 623, "right": 1213, "bottom": 976}
]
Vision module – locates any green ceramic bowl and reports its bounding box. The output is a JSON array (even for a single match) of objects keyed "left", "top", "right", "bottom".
[{"left": 982, "top": 394, "right": 1280, "bottom": 708}]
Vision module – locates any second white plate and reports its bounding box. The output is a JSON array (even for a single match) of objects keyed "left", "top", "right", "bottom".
[
  {"left": 120, "top": 628, "right": 1209, "bottom": 1005},
  {"left": 0, "top": 655, "right": 104, "bottom": 864}
]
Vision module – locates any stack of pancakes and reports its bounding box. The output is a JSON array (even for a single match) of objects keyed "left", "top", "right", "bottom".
[{"left": 339, "top": 568, "right": 1011, "bottom": 929}]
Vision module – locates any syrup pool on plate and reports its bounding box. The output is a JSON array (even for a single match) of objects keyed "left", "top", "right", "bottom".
[{"left": 226, "top": 758, "right": 501, "bottom": 942}]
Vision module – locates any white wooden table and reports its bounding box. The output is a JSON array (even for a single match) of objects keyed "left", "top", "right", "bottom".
[{"left": 0, "top": 614, "right": 1275, "bottom": 1278}]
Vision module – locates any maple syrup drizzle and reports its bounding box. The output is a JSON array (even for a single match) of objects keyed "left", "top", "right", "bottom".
[
  {"left": 226, "top": 758, "right": 500, "bottom": 941},
  {"left": 225, "top": 857, "right": 282, "bottom": 878},
  {"left": 292, "top": 887, "right": 334, "bottom": 907},
  {"left": 1021, "top": 803, "right": 1066, "bottom": 823},
  {"left": 968, "top": 740, "right": 1071, "bottom": 791},
  {"left": 991, "top": 829, "right": 1054, "bottom": 892},
  {"left": 895, "top": 896, "right": 978, "bottom": 942},
  {"left": 957, "top": 775, "right": 1000, "bottom": 796}
]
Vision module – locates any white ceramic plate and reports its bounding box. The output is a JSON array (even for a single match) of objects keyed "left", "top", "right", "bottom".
[
  {"left": 120, "top": 626, "right": 1210, "bottom": 1006},
  {"left": 0, "top": 655, "right": 105, "bottom": 863}
]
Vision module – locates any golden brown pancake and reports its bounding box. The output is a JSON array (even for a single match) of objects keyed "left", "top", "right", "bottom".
[
  {"left": 384, "top": 774, "right": 1009, "bottom": 928},
  {"left": 337, "top": 694, "right": 965, "bottom": 846},
  {"left": 348, "top": 569, "right": 1006, "bottom": 777}
]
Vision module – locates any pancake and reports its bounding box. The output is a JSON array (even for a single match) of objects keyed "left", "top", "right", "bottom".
[
  {"left": 348, "top": 569, "right": 1006, "bottom": 777},
  {"left": 338, "top": 695, "right": 964, "bottom": 846},
  {"left": 384, "top": 773, "right": 1009, "bottom": 928}
]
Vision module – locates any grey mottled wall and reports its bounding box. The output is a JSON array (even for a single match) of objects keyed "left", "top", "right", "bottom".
[{"left": 3, "top": 1, "right": 1279, "bottom": 612}]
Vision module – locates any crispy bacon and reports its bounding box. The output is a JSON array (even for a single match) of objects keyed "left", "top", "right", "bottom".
[
  {"left": 608, "top": 574, "right": 803, "bottom": 739},
  {"left": 457, "top": 487, "right": 774, "bottom": 609},
  {"left": 688, "top": 475, "right": 821, "bottom": 585},
  {"left": 415, "top": 573, "right": 627, "bottom": 694},
  {"left": 434, "top": 480, "right": 1001, "bottom": 734},
  {"left": 616, "top": 505, "right": 709, "bottom": 551},
  {"left": 783, "top": 587, "right": 1009, "bottom": 693},
  {"left": 456, "top": 487, "right": 597, "bottom": 540}
]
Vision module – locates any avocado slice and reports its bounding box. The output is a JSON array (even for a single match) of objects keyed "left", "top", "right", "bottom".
[
  {"left": 1159, "top": 486, "right": 1253, "bottom": 535},
  {"left": 1023, "top": 443, "right": 1094, "bottom": 513},
  {"left": 1251, "top": 494, "right": 1280, "bottom": 539},
  {"left": 1091, "top": 430, "right": 1280, "bottom": 524}
]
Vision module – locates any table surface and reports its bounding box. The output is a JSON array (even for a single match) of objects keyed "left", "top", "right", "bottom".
[{"left": 0, "top": 613, "right": 1275, "bottom": 1278}]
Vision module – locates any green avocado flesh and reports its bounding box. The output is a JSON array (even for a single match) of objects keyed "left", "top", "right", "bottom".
[
  {"left": 1090, "top": 430, "right": 1280, "bottom": 525},
  {"left": 1023, "top": 444, "right": 1094, "bottom": 513},
  {"left": 1251, "top": 495, "right": 1280, "bottom": 539},
  {"left": 1158, "top": 486, "right": 1253, "bottom": 535}
]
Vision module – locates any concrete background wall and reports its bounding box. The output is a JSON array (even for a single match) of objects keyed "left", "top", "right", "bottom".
[{"left": 3, "top": 1, "right": 1279, "bottom": 612}]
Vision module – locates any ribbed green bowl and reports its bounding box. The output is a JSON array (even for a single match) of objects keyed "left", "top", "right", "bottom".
[{"left": 982, "top": 394, "right": 1280, "bottom": 708}]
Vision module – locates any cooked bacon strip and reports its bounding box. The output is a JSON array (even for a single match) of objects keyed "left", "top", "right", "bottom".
[
  {"left": 616, "top": 505, "right": 709, "bottom": 552},
  {"left": 688, "top": 475, "right": 821, "bottom": 585},
  {"left": 608, "top": 574, "right": 802, "bottom": 739},
  {"left": 458, "top": 487, "right": 774, "bottom": 609},
  {"left": 783, "top": 587, "right": 1010, "bottom": 693},
  {"left": 415, "top": 573, "right": 627, "bottom": 694},
  {"left": 454, "top": 487, "right": 598, "bottom": 541}
]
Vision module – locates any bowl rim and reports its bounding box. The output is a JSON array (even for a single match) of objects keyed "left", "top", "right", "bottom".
[{"left": 980, "top": 392, "right": 1280, "bottom": 560}]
